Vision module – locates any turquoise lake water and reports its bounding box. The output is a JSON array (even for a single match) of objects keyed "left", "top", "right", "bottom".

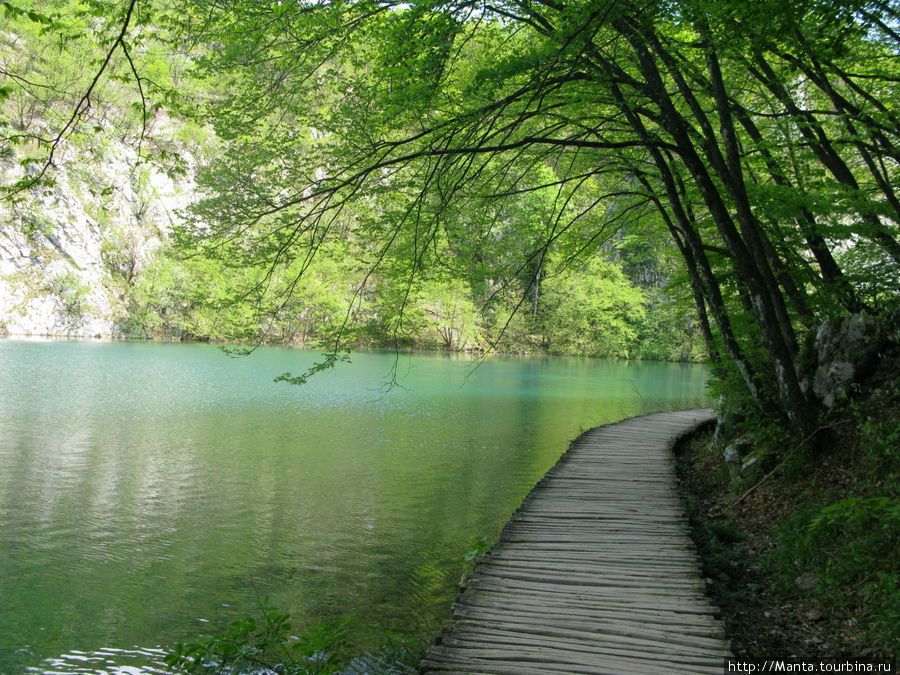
[{"left": 0, "top": 339, "right": 708, "bottom": 672}]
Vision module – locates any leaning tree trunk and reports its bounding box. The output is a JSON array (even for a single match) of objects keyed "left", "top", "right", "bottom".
[{"left": 615, "top": 17, "right": 816, "bottom": 433}]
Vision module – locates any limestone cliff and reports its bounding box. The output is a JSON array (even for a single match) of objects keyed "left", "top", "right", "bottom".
[{"left": 0, "top": 121, "right": 196, "bottom": 337}]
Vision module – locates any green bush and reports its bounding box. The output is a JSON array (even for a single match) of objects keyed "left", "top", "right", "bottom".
[
  {"left": 48, "top": 271, "right": 92, "bottom": 326},
  {"left": 165, "top": 598, "right": 354, "bottom": 675},
  {"left": 164, "top": 597, "right": 422, "bottom": 674},
  {"left": 857, "top": 417, "right": 900, "bottom": 480}
]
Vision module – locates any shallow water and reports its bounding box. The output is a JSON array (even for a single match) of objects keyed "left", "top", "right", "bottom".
[{"left": 0, "top": 340, "right": 708, "bottom": 672}]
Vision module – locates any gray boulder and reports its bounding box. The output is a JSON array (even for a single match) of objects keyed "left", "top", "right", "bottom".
[
  {"left": 723, "top": 436, "right": 754, "bottom": 479},
  {"left": 808, "top": 313, "right": 883, "bottom": 408}
]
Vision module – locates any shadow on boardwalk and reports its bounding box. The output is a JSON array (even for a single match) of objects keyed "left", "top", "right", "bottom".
[{"left": 419, "top": 408, "right": 731, "bottom": 674}]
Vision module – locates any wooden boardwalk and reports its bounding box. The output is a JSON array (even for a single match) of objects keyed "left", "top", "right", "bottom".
[{"left": 419, "top": 408, "right": 730, "bottom": 674}]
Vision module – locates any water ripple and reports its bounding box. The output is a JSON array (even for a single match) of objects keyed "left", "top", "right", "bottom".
[
  {"left": 0, "top": 341, "right": 709, "bottom": 673},
  {"left": 29, "top": 647, "right": 171, "bottom": 675}
]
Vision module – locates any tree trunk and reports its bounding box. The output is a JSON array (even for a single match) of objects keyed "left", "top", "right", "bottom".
[{"left": 615, "top": 17, "right": 815, "bottom": 432}]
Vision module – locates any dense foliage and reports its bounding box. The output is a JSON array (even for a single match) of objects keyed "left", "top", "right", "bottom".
[
  {"left": 151, "top": 0, "right": 900, "bottom": 433},
  {"left": 1, "top": 0, "right": 705, "bottom": 360},
  {"left": 4, "top": 0, "right": 900, "bottom": 422}
]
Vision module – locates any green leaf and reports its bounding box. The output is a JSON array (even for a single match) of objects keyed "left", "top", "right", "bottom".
[{"left": 26, "top": 9, "right": 52, "bottom": 24}]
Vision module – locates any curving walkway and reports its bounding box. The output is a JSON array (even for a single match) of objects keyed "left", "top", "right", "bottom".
[{"left": 419, "top": 408, "right": 730, "bottom": 674}]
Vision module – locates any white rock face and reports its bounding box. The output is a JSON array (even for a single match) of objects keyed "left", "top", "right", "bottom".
[{"left": 0, "top": 125, "right": 197, "bottom": 337}]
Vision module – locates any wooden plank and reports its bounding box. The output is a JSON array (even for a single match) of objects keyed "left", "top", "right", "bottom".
[
  {"left": 458, "top": 585, "right": 717, "bottom": 607},
  {"left": 443, "top": 623, "right": 731, "bottom": 658},
  {"left": 419, "top": 409, "right": 729, "bottom": 674},
  {"left": 453, "top": 589, "right": 726, "bottom": 621},
  {"left": 451, "top": 601, "right": 727, "bottom": 633},
  {"left": 470, "top": 567, "right": 708, "bottom": 591},
  {"left": 448, "top": 606, "right": 727, "bottom": 642},
  {"left": 423, "top": 642, "right": 722, "bottom": 674},
  {"left": 481, "top": 558, "right": 704, "bottom": 577}
]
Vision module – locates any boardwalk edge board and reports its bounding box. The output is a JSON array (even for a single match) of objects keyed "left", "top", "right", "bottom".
[{"left": 419, "top": 408, "right": 730, "bottom": 674}]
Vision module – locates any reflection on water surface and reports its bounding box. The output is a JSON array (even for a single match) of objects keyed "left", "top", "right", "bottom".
[{"left": 0, "top": 340, "right": 708, "bottom": 672}]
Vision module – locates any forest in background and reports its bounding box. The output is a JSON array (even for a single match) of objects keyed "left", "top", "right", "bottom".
[
  {"left": 4, "top": 0, "right": 900, "bottom": 432},
  {"left": 0, "top": 0, "right": 705, "bottom": 361}
]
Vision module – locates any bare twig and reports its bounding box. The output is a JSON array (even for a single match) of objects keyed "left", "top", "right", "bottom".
[{"left": 6, "top": 0, "right": 140, "bottom": 197}]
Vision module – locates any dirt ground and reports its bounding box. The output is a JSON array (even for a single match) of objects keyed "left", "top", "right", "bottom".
[{"left": 674, "top": 424, "right": 884, "bottom": 660}]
